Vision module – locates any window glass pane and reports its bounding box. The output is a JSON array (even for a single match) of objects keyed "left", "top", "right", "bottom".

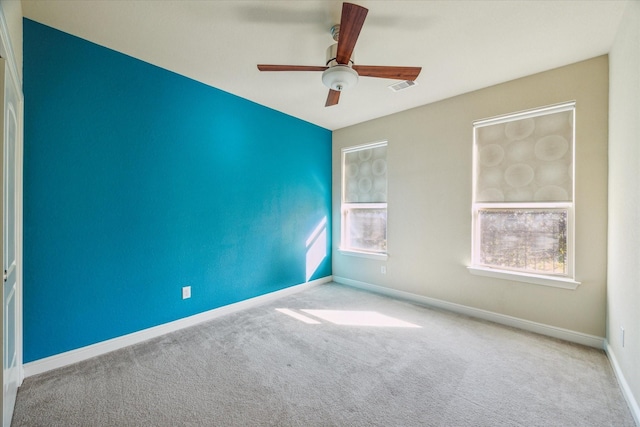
[
  {"left": 345, "top": 208, "right": 387, "bottom": 252},
  {"left": 478, "top": 209, "right": 567, "bottom": 275}
]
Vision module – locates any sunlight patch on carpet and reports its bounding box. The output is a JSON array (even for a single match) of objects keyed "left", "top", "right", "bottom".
[
  {"left": 302, "top": 310, "right": 421, "bottom": 328},
  {"left": 275, "top": 308, "right": 321, "bottom": 324}
]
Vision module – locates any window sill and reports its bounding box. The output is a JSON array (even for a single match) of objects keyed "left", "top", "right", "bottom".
[
  {"left": 467, "top": 266, "right": 580, "bottom": 290},
  {"left": 338, "top": 249, "right": 388, "bottom": 261}
]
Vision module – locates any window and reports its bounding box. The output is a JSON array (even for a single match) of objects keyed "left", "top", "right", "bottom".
[
  {"left": 471, "top": 103, "right": 577, "bottom": 286},
  {"left": 341, "top": 141, "right": 388, "bottom": 256}
]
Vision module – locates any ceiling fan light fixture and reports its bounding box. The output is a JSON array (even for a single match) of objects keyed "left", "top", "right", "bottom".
[
  {"left": 322, "top": 65, "right": 359, "bottom": 91},
  {"left": 257, "top": 3, "right": 421, "bottom": 107}
]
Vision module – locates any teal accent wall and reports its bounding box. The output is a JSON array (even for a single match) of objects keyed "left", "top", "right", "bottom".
[{"left": 23, "top": 19, "right": 332, "bottom": 362}]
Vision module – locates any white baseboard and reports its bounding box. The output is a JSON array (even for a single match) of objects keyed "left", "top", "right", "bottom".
[
  {"left": 23, "top": 276, "right": 332, "bottom": 378},
  {"left": 333, "top": 276, "right": 605, "bottom": 349},
  {"left": 605, "top": 341, "right": 640, "bottom": 426}
]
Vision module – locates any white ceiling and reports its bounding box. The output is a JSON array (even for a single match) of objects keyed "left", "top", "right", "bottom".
[{"left": 22, "top": 0, "right": 628, "bottom": 130}]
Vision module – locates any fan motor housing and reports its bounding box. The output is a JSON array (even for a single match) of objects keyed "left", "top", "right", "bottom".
[{"left": 325, "top": 43, "right": 355, "bottom": 67}]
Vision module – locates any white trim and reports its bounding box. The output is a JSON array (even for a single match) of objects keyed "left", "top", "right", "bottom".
[
  {"left": 473, "top": 101, "right": 576, "bottom": 127},
  {"left": 333, "top": 276, "right": 603, "bottom": 349},
  {"left": 23, "top": 276, "right": 332, "bottom": 377},
  {"left": 341, "top": 140, "right": 387, "bottom": 154},
  {"left": 467, "top": 266, "right": 580, "bottom": 290},
  {"left": 338, "top": 249, "right": 388, "bottom": 261},
  {"left": 342, "top": 202, "right": 386, "bottom": 210},
  {"left": 604, "top": 341, "right": 640, "bottom": 426},
  {"left": 473, "top": 202, "right": 572, "bottom": 209},
  {"left": 0, "top": 2, "right": 24, "bottom": 393}
]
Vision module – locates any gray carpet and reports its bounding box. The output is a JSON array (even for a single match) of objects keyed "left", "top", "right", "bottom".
[{"left": 12, "top": 283, "right": 635, "bottom": 426}]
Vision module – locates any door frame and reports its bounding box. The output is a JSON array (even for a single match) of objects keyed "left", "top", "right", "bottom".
[{"left": 0, "top": 5, "right": 24, "bottom": 392}]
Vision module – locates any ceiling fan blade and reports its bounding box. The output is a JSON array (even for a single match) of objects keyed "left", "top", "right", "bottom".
[
  {"left": 335, "top": 3, "right": 368, "bottom": 65},
  {"left": 258, "top": 65, "right": 328, "bottom": 72},
  {"left": 325, "top": 89, "right": 341, "bottom": 107},
  {"left": 352, "top": 65, "right": 422, "bottom": 81}
]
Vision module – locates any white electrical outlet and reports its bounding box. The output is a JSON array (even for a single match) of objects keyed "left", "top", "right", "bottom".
[
  {"left": 182, "top": 286, "right": 191, "bottom": 300},
  {"left": 381, "top": 266, "right": 387, "bottom": 274},
  {"left": 621, "top": 327, "right": 625, "bottom": 347}
]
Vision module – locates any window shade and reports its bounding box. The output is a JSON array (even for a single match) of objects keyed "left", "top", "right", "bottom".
[
  {"left": 474, "top": 107, "right": 574, "bottom": 203},
  {"left": 344, "top": 143, "right": 387, "bottom": 203}
]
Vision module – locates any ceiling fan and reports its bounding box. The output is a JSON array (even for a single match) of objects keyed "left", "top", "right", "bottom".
[{"left": 257, "top": 2, "right": 422, "bottom": 107}]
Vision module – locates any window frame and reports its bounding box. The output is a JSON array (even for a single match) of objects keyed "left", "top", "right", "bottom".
[
  {"left": 469, "top": 102, "right": 579, "bottom": 289},
  {"left": 340, "top": 141, "right": 388, "bottom": 259}
]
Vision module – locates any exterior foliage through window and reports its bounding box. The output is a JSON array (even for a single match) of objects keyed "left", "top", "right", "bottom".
[{"left": 477, "top": 208, "right": 567, "bottom": 275}]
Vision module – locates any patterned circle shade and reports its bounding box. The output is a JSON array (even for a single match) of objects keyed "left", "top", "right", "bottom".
[
  {"left": 345, "top": 144, "right": 387, "bottom": 203},
  {"left": 475, "top": 110, "right": 573, "bottom": 202}
]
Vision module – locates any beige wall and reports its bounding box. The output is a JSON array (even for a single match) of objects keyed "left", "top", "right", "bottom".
[
  {"left": 608, "top": 0, "right": 640, "bottom": 418},
  {"left": 333, "top": 56, "right": 609, "bottom": 338}
]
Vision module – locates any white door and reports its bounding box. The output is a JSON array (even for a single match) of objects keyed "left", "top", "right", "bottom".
[{"left": 1, "top": 58, "right": 19, "bottom": 427}]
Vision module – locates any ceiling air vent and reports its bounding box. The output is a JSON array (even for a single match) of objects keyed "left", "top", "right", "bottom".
[{"left": 388, "top": 80, "right": 417, "bottom": 92}]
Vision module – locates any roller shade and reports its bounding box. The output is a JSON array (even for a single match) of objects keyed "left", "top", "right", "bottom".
[
  {"left": 474, "top": 105, "right": 574, "bottom": 203},
  {"left": 343, "top": 142, "right": 387, "bottom": 203}
]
